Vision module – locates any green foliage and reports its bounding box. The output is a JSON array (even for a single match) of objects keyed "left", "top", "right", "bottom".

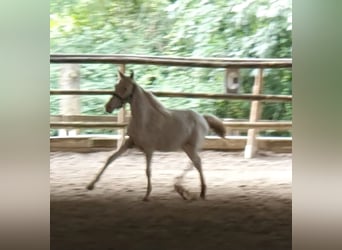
[{"left": 50, "top": 0, "right": 292, "bottom": 136}]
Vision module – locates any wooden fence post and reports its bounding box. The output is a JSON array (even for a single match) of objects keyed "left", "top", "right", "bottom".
[
  {"left": 244, "top": 68, "right": 264, "bottom": 158},
  {"left": 224, "top": 68, "right": 241, "bottom": 135},
  {"left": 117, "top": 64, "right": 127, "bottom": 149},
  {"left": 58, "top": 64, "right": 80, "bottom": 136}
]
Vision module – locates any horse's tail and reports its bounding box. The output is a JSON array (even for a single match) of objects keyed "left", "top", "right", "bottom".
[{"left": 203, "top": 114, "right": 226, "bottom": 138}]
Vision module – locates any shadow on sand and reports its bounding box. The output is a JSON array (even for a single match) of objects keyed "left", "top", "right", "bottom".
[{"left": 51, "top": 192, "right": 291, "bottom": 250}]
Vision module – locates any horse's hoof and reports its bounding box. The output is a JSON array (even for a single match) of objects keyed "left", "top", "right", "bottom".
[
  {"left": 174, "top": 184, "right": 192, "bottom": 200},
  {"left": 86, "top": 184, "right": 94, "bottom": 190},
  {"left": 142, "top": 197, "right": 150, "bottom": 202}
]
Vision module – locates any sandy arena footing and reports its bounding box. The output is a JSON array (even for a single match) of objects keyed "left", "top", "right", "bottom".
[{"left": 51, "top": 150, "right": 292, "bottom": 250}]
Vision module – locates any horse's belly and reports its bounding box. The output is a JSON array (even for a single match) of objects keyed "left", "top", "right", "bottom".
[
  {"left": 155, "top": 140, "right": 184, "bottom": 151},
  {"left": 131, "top": 132, "right": 187, "bottom": 152},
  {"left": 128, "top": 111, "right": 206, "bottom": 152},
  {"left": 152, "top": 133, "right": 187, "bottom": 151}
]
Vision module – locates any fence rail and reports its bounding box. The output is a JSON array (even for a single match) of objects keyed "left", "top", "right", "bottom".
[
  {"left": 50, "top": 121, "right": 291, "bottom": 130},
  {"left": 50, "top": 90, "right": 292, "bottom": 102},
  {"left": 50, "top": 54, "right": 292, "bottom": 68}
]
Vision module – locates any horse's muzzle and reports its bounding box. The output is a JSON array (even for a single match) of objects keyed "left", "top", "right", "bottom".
[{"left": 105, "top": 103, "right": 113, "bottom": 113}]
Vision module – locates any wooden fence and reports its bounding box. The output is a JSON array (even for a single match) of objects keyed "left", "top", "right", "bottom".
[{"left": 50, "top": 54, "right": 292, "bottom": 157}]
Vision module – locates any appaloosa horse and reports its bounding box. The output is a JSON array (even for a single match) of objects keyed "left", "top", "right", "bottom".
[{"left": 87, "top": 70, "right": 226, "bottom": 201}]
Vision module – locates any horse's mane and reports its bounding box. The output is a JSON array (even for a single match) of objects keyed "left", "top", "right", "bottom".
[{"left": 142, "top": 88, "right": 170, "bottom": 117}]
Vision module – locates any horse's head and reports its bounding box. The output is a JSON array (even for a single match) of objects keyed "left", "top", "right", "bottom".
[{"left": 105, "top": 70, "right": 135, "bottom": 113}]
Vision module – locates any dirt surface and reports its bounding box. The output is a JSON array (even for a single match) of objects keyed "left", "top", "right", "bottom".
[{"left": 50, "top": 150, "right": 292, "bottom": 250}]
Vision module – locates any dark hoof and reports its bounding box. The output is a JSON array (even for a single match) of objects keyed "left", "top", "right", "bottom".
[
  {"left": 142, "top": 197, "right": 150, "bottom": 202},
  {"left": 86, "top": 184, "right": 94, "bottom": 190},
  {"left": 200, "top": 191, "right": 206, "bottom": 200},
  {"left": 174, "top": 184, "right": 191, "bottom": 200}
]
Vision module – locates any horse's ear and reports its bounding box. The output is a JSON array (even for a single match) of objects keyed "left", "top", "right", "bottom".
[
  {"left": 118, "top": 70, "right": 125, "bottom": 79},
  {"left": 130, "top": 70, "right": 134, "bottom": 79}
]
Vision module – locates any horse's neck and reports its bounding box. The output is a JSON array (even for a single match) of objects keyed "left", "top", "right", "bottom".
[{"left": 130, "top": 85, "right": 170, "bottom": 124}]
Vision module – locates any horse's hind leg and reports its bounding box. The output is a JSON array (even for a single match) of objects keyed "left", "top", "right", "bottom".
[
  {"left": 174, "top": 162, "right": 194, "bottom": 200},
  {"left": 182, "top": 145, "right": 206, "bottom": 199},
  {"left": 86, "top": 138, "right": 133, "bottom": 190}
]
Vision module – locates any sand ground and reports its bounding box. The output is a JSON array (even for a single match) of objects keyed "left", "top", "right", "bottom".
[{"left": 50, "top": 150, "right": 292, "bottom": 250}]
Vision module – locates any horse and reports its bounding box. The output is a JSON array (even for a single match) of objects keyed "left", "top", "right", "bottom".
[{"left": 86, "top": 70, "right": 226, "bottom": 201}]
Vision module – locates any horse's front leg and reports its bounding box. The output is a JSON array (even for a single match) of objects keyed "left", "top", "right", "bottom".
[
  {"left": 86, "top": 138, "right": 133, "bottom": 190},
  {"left": 142, "top": 151, "right": 153, "bottom": 201}
]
